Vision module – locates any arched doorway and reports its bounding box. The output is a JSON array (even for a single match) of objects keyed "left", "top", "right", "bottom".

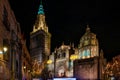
[{"left": 57, "top": 66, "right": 65, "bottom": 77}]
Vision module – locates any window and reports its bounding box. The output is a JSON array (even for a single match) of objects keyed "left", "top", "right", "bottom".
[
  {"left": 91, "top": 47, "right": 96, "bottom": 57},
  {"left": 2, "top": 6, "right": 10, "bottom": 31},
  {"left": 16, "top": 60, "right": 18, "bottom": 72},
  {"left": 57, "top": 54, "right": 60, "bottom": 59},
  {"left": 36, "top": 34, "right": 45, "bottom": 48},
  {"left": 79, "top": 50, "right": 82, "bottom": 59},
  {"left": 62, "top": 52, "right": 66, "bottom": 58},
  {"left": 84, "top": 40, "right": 89, "bottom": 46},
  {"left": 91, "top": 40, "right": 96, "bottom": 45},
  {"left": 87, "top": 49, "right": 90, "bottom": 58}
]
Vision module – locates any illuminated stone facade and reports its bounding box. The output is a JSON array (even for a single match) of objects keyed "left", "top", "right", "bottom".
[
  {"left": 48, "top": 43, "right": 77, "bottom": 78},
  {"left": 74, "top": 25, "right": 106, "bottom": 80},
  {"left": 48, "top": 25, "right": 106, "bottom": 79},
  {"left": 30, "top": 2, "right": 51, "bottom": 77},
  {"left": 78, "top": 25, "right": 99, "bottom": 59}
]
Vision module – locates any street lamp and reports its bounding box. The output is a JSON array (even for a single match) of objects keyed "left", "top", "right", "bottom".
[
  {"left": 23, "top": 66, "right": 26, "bottom": 70},
  {"left": 0, "top": 47, "right": 8, "bottom": 80},
  {"left": 47, "top": 59, "right": 52, "bottom": 64},
  {"left": 0, "top": 47, "right": 8, "bottom": 54},
  {"left": 3, "top": 47, "right": 8, "bottom": 52},
  {"left": 0, "top": 47, "right": 8, "bottom": 60}
]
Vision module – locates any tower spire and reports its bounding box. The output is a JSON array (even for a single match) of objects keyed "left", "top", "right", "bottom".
[
  {"left": 86, "top": 24, "right": 90, "bottom": 33},
  {"left": 38, "top": 0, "right": 44, "bottom": 15},
  {"left": 32, "top": 0, "right": 49, "bottom": 33},
  {"left": 40, "top": 0, "right": 42, "bottom": 5}
]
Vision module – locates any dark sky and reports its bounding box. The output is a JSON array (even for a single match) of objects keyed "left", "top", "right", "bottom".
[{"left": 9, "top": 0, "right": 120, "bottom": 61}]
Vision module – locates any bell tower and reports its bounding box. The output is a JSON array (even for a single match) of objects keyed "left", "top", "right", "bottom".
[{"left": 30, "top": 1, "right": 51, "bottom": 63}]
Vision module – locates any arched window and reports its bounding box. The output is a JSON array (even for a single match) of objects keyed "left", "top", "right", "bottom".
[
  {"left": 79, "top": 50, "right": 82, "bottom": 59},
  {"left": 57, "top": 54, "right": 60, "bottom": 59},
  {"left": 87, "top": 49, "right": 90, "bottom": 58},
  {"left": 82, "top": 50, "right": 85, "bottom": 59},
  {"left": 84, "top": 50, "right": 88, "bottom": 57},
  {"left": 62, "top": 52, "right": 66, "bottom": 58}
]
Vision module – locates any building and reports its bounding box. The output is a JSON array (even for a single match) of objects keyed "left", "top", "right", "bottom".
[
  {"left": 0, "top": 0, "right": 30, "bottom": 79},
  {"left": 48, "top": 26, "right": 106, "bottom": 79},
  {"left": 74, "top": 25, "right": 106, "bottom": 80},
  {"left": 0, "top": 0, "right": 11, "bottom": 76},
  {"left": 21, "top": 35, "right": 32, "bottom": 80},
  {"left": 104, "top": 55, "right": 120, "bottom": 80},
  {"left": 48, "top": 43, "right": 77, "bottom": 78},
  {"left": 30, "top": 1, "right": 51, "bottom": 78}
]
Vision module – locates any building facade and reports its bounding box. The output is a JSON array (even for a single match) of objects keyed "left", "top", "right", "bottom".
[
  {"left": 48, "top": 25, "right": 106, "bottom": 79},
  {"left": 0, "top": 0, "right": 28, "bottom": 79},
  {"left": 0, "top": 0, "right": 20, "bottom": 80},
  {"left": 48, "top": 43, "right": 77, "bottom": 78},
  {"left": 21, "top": 36, "right": 32, "bottom": 80},
  {"left": 74, "top": 25, "right": 106, "bottom": 80},
  {"left": 30, "top": 2, "right": 51, "bottom": 77}
]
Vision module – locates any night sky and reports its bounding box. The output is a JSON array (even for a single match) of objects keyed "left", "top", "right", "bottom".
[{"left": 9, "top": 0, "right": 119, "bottom": 61}]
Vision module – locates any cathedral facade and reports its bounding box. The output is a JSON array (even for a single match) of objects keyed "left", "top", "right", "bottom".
[
  {"left": 29, "top": 1, "right": 106, "bottom": 79},
  {"left": 74, "top": 25, "right": 106, "bottom": 79},
  {"left": 48, "top": 25, "right": 106, "bottom": 79},
  {"left": 48, "top": 43, "right": 77, "bottom": 78}
]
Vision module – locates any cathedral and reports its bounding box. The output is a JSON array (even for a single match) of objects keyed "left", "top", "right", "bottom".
[
  {"left": 48, "top": 43, "right": 77, "bottom": 78},
  {"left": 74, "top": 25, "right": 106, "bottom": 79},
  {"left": 29, "top": 1, "right": 106, "bottom": 79},
  {"left": 48, "top": 26, "right": 106, "bottom": 79}
]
